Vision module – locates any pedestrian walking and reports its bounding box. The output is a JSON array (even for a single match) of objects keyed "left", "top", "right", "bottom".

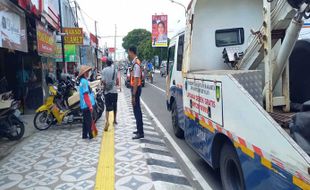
[
  {"left": 78, "top": 65, "right": 94, "bottom": 139},
  {"left": 102, "top": 57, "right": 119, "bottom": 131},
  {"left": 128, "top": 46, "right": 144, "bottom": 139}
]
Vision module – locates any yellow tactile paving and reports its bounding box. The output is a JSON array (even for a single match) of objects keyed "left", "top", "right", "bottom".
[{"left": 95, "top": 113, "right": 115, "bottom": 190}]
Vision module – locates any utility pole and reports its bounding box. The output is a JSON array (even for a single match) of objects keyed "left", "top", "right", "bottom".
[
  {"left": 95, "top": 21, "right": 99, "bottom": 69},
  {"left": 74, "top": 0, "right": 82, "bottom": 67},
  {"left": 58, "top": 0, "right": 66, "bottom": 74},
  {"left": 114, "top": 24, "right": 117, "bottom": 61},
  {"left": 74, "top": 1, "right": 79, "bottom": 26}
]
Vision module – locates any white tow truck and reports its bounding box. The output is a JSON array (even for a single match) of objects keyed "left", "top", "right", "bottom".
[{"left": 166, "top": 0, "right": 310, "bottom": 189}]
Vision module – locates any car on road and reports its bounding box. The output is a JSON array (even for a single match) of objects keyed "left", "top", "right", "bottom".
[
  {"left": 125, "top": 67, "right": 145, "bottom": 88},
  {"left": 160, "top": 61, "right": 167, "bottom": 77}
]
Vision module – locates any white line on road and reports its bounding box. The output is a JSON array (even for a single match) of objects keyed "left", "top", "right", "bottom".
[
  {"left": 141, "top": 98, "right": 212, "bottom": 190},
  {"left": 146, "top": 82, "right": 166, "bottom": 93}
]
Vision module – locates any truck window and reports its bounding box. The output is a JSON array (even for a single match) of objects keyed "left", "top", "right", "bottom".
[
  {"left": 167, "top": 46, "right": 175, "bottom": 75},
  {"left": 215, "top": 28, "right": 244, "bottom": 47},
  {"left": 177, "top": 35, "right": 185, "bottom": 71}
]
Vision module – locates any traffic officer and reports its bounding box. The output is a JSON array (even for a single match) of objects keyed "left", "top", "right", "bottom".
[{"left": 128, "top": 46, "right": 144, "bottom": 139}]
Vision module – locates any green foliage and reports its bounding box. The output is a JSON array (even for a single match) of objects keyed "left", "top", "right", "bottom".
[
  {"left": 122, "top": 29, "right": 151, "bottom": 51},
  {"left": 122, "top": 29, "right": 168, "bottom": 61}
]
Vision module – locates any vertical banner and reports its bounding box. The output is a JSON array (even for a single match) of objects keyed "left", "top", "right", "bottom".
[{"left": 152, "top": 15, "right": 168, "bottom": 47}]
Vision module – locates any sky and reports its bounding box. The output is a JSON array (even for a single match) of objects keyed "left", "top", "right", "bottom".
[{"left": 75, "top": 0, "right": 191, "bottom": 57}]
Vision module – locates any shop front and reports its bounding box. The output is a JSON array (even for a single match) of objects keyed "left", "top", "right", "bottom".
[
  {"left": 36, "top": 21, "right": 57, "bottom": 106},
  {"left": 55, "top": 44, "right": 79, "bottom": 76},
  {"left": 0, "top": 0, "right": 29, "bottom": 111}
]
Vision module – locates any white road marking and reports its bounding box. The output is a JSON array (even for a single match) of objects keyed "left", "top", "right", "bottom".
[
  {"left": 141, "top": 98, "right": 212, "bottom": 190},
  {"left": 153, "top": 181, "right": 193, "bottom": 190},
  {"left": 148, "top": 165, "right": 185, "bottom": 178},
  {"left": 146, "top": 82, "right": 166, "bottom": 93}
]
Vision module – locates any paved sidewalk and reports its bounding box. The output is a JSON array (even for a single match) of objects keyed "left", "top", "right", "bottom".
[
  {"left": 0, "top": 114, "right": 37, "bottom": 160},
  {"left": 101, "top": 90, "right": 193, "bottom": 190},
  {"left": 0, "top": 89, "right": 193, "bottom": 190}
]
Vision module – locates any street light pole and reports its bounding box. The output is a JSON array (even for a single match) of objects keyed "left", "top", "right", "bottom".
[{"left": 170, "top": 0, "right": 187, "bottom": 16}]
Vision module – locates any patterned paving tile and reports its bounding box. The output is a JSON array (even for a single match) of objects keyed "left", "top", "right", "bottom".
[
  {"left": 0, "top": 87, "right": 193, "bottom": 190},
  {"left": 114, "top": 89, "right": 193, "bottom": 190},
  {"left": 0, "top": 115, "right": 105, "bottom": 190}
]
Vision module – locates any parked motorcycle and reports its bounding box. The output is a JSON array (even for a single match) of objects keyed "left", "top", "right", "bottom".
[
  {"left": 0, "top": 92, "right": 25, "bottom": 140},
  {"left": 33, "top": 79, "right": 103, "bottom": 131},
  {"left": 94, "top": 84, "right": 105, "bottom": 122}
]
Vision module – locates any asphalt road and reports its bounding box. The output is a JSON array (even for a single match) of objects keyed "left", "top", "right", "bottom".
[{"left": 135, "top": 73, "right": 222, "bottom": 190}]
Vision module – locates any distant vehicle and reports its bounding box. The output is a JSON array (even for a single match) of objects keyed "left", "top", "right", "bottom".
[
  {"left": 125, "top": 67, "right": 145, "bottom": 88},
  {"left": 160, "top": 61, "right": 167, "bottom": 77}
]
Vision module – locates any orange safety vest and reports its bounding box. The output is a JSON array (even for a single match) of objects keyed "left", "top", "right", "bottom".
[{"left": 130, "top": 58, "right": 142, "bottom": 87}]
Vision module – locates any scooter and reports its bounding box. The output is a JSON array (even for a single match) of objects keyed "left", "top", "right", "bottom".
[
  {"left": 94, "top": 84, "right": 105, "bottom": 122},
  {"left": 147, "top": 69, "right": 154, "bottom": 84},
  {"left": 0, "top": 91, "right": 25, "bottom": 140},
  {"left": 33, "top": 79, "right": 102, "bottom": 130}
]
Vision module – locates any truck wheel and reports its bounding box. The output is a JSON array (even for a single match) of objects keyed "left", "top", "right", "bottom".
[
  {"left": 171, "top": 101, "right": 184, "bottom": 138},
  {"left": 220, "top": 143, "right": 245, "bottom": 190}
]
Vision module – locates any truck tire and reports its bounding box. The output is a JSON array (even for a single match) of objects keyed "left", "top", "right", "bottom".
[
  {"left": 171, "top": 101, "right": 184, "bottom": 138},
  {"left": 220, "top": 143, "right": 245, "bottom": 190}
]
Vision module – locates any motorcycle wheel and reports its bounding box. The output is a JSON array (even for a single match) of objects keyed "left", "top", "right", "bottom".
[
  {"left": 34, "top": 111, "right": 54, "bottom": 131},
  {"left": 7, "top": 117, "right": 25, "bottom": 141}
]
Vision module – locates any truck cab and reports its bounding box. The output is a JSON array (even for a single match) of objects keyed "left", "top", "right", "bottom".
[{"left": 166, "top": 30, "right": 185, "bottom": 138}]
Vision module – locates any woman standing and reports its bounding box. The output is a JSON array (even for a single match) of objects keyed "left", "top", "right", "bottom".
[{"left": 78, "top": 65, "right": 93, "bottom": 139}]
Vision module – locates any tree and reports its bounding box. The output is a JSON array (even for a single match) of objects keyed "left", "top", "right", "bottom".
[
  {"left": 123, "top": 29, "right": 168, "bottom": 62},
  {"left": 122, "top": 29, "right": 151, "bottom": 51},
  {"left": 138, "top": 38, "right": 154, "bottom": 60}
]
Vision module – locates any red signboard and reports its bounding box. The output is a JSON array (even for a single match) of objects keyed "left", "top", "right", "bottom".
[
  {"left": 42, "top": 0, "right": 59, "bottom": 30},
  {"left": 90, "top": 33, "right": 98, "bottom": 47},
  {"left": 36, "top": 22, "right": 55, "bottom": 55},
  {"left": 18, "top": 0, "right": 42, "bottom": 16},
  {"left": 108, "top": 48, "right": 115, "bottom": 53}
]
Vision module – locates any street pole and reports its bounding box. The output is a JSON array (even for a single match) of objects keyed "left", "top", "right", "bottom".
[
  {"left": 114, "top": 24, "right": 117, "bottom": 61},
  {"left": 74, "top": 1, "right": 79, "bottom": 26},
  {"left": 74, "top": 0, "right": 83, "bottom": 67},
  {"left": 58, "top": 0, "right": 66, "bottom": 74},
  {"left": 170, "top": 0, "right": 187, "bottom": 16},
  {"left": 95, "top": 21, "right": 99, "bottom": 69}
]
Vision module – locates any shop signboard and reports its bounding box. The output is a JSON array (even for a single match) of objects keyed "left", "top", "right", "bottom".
[
  {"left": 0, "top": 0, "right": 28, "bottom": 52},
  {"left": 108, "top": 48, "right": 115, "bottom": 53},
  {"left": 42, "top": 0, "right": 59, "bottom": 30},
  {"left": 55, "top": 44, "right": 77, "bottom": 62},
  {"left": 152, "top": 15, "right": 168, "bottom": 47},
  {"left": 63, "top": 27, "right": 83, "bottom": 45},
  {"left": 90, "top": 33, "right": 98, "bottom": 47},
  {"left": 55, "top": 43, "right": 62, "bottom": 62},
  {"left": 64, "top": 45, "right": 77, "bottom": 62},
  {"left": 18, "top": 0, "right": 42, "bottom": 16},
  {"left": 36, "top": 21, "right": 55, "bottom": 56},
  {"left": 80, "top": 46, "right": 93, "bottom": 65}
]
